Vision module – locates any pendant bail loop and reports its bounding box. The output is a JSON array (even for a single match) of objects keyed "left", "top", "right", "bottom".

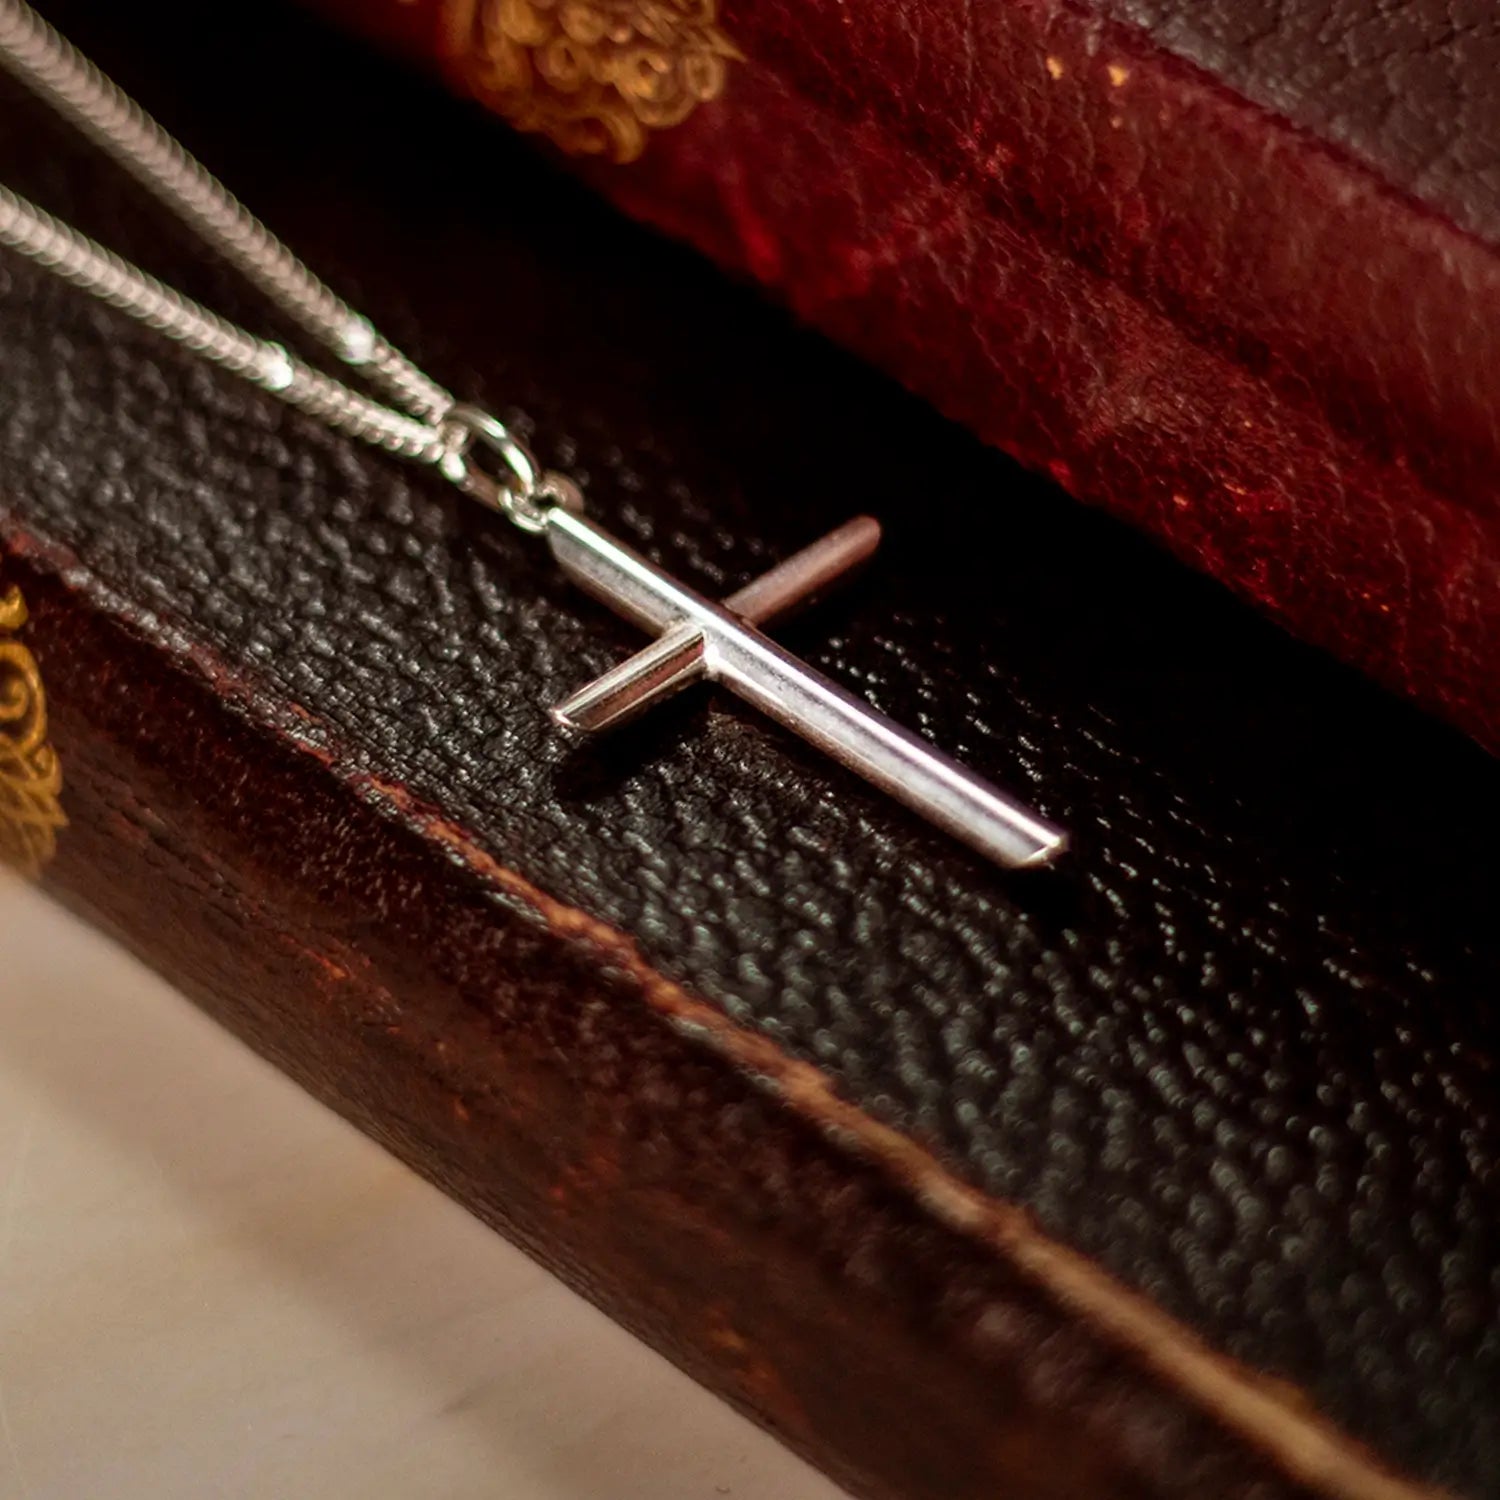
[{"left": 435, "top": 403, "right": 546, "bottom": 528}]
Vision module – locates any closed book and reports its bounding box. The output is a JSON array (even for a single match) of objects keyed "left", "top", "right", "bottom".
[
  {"left": 2, "top": 4, "right": 1497, "bottom": 1500},
  {"left": 308, "top": 0, "right": 1500, "bottom": 757}
]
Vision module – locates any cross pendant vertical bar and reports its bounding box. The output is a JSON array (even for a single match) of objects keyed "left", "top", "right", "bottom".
[{"left": 544, "top": 508, "right": 1068, "bottom": 871}]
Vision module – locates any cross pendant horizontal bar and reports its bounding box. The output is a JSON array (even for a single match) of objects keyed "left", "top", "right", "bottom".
[{"left": 544, "top": 508, "right": 1068, "bottom": 871}]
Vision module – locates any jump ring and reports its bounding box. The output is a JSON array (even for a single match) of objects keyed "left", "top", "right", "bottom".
[{"left": 435, "top": 403, "right": 540, "bottom": 518}]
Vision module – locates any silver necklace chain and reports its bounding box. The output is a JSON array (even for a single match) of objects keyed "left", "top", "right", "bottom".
[
  {"left": 0, "top": 0, "right": 565, "bottom": 530},
  {"left": 0, "top": 1, "right": 1073, "bottom": 869}
]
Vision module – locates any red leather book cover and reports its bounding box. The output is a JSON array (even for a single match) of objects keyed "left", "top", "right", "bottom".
[{"left": 305, "top": 0, "right": 1500, "bottom": 754}]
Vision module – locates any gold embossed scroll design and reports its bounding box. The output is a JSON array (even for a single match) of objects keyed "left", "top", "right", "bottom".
[
  {"left": 455, "top": 0, "right": 740, "bottom": 163},
  {"left": 0, "top": 584, "right": 66, "bottom": 876}
]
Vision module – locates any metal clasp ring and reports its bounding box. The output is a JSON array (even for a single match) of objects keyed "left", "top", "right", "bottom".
[{"left": 436, "top": 403, "right": 547, "bottom": 530}]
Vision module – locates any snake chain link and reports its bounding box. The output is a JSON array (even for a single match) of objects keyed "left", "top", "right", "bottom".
[{"left": 0, "top": 0, "right": 554, "bottom": 511}]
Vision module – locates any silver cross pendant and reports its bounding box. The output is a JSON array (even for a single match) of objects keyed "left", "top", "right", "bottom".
[{"left": 539, "top": 498, "right": 1067, "bottom": 871}]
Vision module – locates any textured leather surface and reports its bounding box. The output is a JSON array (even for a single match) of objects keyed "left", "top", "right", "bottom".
[
  {"left": 13, "top": 558, "right": 1424, "bottom": 1500},
  {"left": 1100, "top": 1, "right": 1500, "bottom": 246},
  {"left": 317, "top": 0, "right": 1500, "bottom": 755},
  {"left": 2, "top": 2, "right": 1499, "bottom": 1496}
]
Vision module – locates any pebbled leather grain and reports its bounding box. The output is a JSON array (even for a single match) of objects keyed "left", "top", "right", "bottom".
[{"left": 2, "top": 2, "right": 1498, "bottom": 1496}]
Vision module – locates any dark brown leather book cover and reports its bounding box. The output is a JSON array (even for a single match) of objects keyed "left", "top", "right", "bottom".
[
  {"left": 2, "top": 5, "right": 1496, "bottom": 1499},
  {"left": 310, "top": 0, "right": 1500, "bottom": 759}
]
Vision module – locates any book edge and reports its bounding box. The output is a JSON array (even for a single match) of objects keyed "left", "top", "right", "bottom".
[{"left": 1, "top": 515, "right": 1447, "bottom": 1500}]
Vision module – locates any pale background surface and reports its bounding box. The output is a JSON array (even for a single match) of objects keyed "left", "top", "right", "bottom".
[{"left": 0, "top": 873, "right": 843, "bottom": 1500}]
